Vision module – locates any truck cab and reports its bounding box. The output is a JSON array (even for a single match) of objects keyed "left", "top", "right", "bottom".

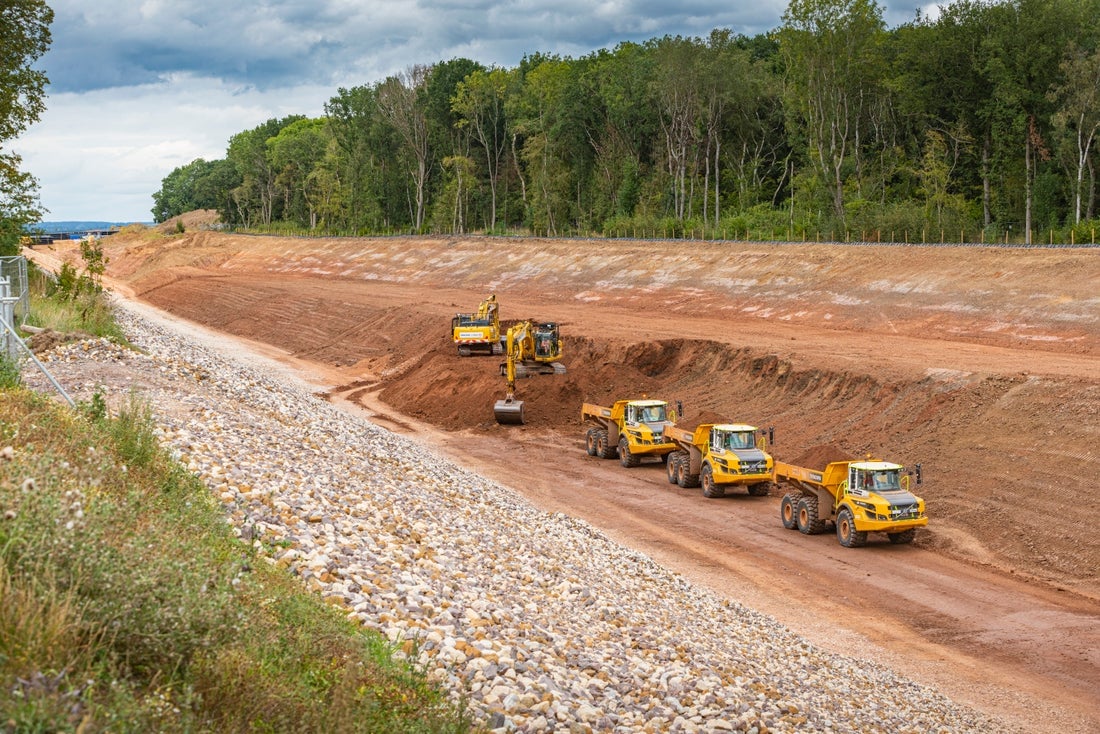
[
  {"left": 839, "top": 461, "right": 926, "bottom": 543},
  {"left": 704, "top": 424, "right": 773, "bottom": 487}
]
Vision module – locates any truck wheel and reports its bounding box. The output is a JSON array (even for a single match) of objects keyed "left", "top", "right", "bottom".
[
  {"left": 887, "top": 528, "right": 916, "bottom": 544},
  {"left": 748, "top": 482, "right": 771, "bottom": 497},
  {"left": 674, "top": 459, "right": 694, "bottom": 488},
  {"left": 666, "top": 453, "right": 682, "bottom": 484},
  {"left": 797, "top": 496, "right": 828, "bottom": 535},
  {"left": 585, "top": 428, "right": 599, "bottom": 456},
  {"left": 780, "top": 494, "right": 799, "bottom": 530},
  {"left": 836, "top": 507, "right": 868, "bottom": 547},
  {"left": 619, "top": 437, "right": 641, "bottom": 467},
  {"left": 701, "top": 465, "right": 724, "bottom": 498},
  {"left": 597, "top": 430, "right": 618, "bottom": 459}
]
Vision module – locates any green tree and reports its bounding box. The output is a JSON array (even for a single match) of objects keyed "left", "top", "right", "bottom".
[
  {"left": 1049, "top": 43, "right": 1100, "bottom": 224},
  {"left": 151, "top": 158, "right": 238, "bottom": 222},
  {"left": 649, "top": 36, "right": 702, "bottom": 221},
  {"left": 226, "top": 117, "right": 303, "bottom": 226},
  {"left": 268, "top": 117, "right": 329, "bottom": 228},
  {"left": 0, "top": 0, "right": 53, "bottom": 255},
  {"left": 325, "top": 85, "right": 388, "bottom": 231},
  {"left": 780, "top": 0, "right": 887, "bottom": 224},
  {"left": 376, "top": 66, "right": 431, "bottom": 230},
  {"left": 582, "top": 43, "right": 658, "bottom": 222},
  {"left": 453, "top": 67, "right": 513, "bottom": 230},
  {"left": 507, "top": 58, "right": 573, "bottom": 234}
]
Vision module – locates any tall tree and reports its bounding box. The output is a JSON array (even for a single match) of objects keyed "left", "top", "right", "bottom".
[
  {"left": 582, "top": 43, "right": 658, "bottom": 222},
  {"left": 508, "top": 58, "right": 572, "bottom": 234},
  {"left": 268, "top": 117, "right": 328, "bottom": 227},
  {"left": 650, "top": 36, "right": 702, "bottom": 221},
  {"left": 981, "top": 0, "right": 1079, "bottom": 240},
  {"left": 326, "top": 85, "right": 384, "bottom": 230},
  {"left": 780, "top": 0, "right": 886, "bottom": 223},
  {"left": 452, "top": 67, "right": 512, "bottom": 230},
  {"left": 1049, "top": 43, "right": 1100, "bottom": 224},
  {"left": 0, "top": 0, "right": 52, "bottom": 254},
  {"left": 226, "top": 117, "right": 303, "bottom": 226},
  {"left": 377, "top": 65, "right": 431, "bottom": 230}
]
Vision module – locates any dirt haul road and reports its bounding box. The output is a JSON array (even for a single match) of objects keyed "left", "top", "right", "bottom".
[{"left": 29, "top": 219, "right": 1100, "bottom": 733}]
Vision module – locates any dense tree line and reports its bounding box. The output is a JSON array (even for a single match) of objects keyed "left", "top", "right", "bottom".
[{"left": 153, "top": 0, "right": 1100, "bottom": 244}]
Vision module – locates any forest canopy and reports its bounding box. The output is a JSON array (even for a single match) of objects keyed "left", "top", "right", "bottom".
[{"left": 152, "top": 0, "right": 1100, "bottom": 245}]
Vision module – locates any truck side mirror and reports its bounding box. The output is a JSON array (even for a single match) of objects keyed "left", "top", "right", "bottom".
[{"left": 915, "top": 463, "right": 923, "bottom": 485}]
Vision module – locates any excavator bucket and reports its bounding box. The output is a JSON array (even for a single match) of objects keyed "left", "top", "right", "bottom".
[{"left": 493, "top": 395, "right": 526, "bottom": 425}]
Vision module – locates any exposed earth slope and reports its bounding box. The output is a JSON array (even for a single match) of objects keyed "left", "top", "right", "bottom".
[{"left": 27, "top": 220, "right": 1100, "bottom": 733}]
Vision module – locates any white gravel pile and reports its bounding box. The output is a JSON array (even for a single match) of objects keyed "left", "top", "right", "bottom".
[{"left": 20, "top": 304, "right": 1011, "bottom": 734}]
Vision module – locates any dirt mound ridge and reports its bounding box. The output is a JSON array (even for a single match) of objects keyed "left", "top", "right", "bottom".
[{"left": 790, "top": 445, "right": 856, "bottom": 468}]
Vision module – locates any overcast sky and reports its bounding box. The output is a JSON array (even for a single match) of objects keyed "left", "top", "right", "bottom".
[{"left": 12, "top": 0, "right": 932, "bottom": 223}]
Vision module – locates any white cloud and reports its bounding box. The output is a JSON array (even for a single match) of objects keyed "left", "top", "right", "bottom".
[{"left": 14, "top": 76, "right": 333, "bottom": 222}]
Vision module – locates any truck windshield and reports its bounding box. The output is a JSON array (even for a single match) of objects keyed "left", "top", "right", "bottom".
[
  {"left": 726, "top": 432, "right": 753, "bottom": 449},
  {"left": 871, "top": 471, "right": 900, "bottom": 490},
  {"left": 639, "top": 406, "right": 666, "bottom": 423}
]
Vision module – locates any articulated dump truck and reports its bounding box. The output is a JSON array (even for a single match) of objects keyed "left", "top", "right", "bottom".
[
  {"left": 581, "top": 399, "right": 678, "bottom": 466},
  {"left": 663, "top": 422, "right": 774, "bottom": 498},
  {"left": 775, "top": 459, "right": 927, "bottom": 547}
]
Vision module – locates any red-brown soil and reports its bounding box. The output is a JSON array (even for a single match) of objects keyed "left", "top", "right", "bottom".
[{"left": 26, "top": 220, "right": 1100, "bottom": 733}]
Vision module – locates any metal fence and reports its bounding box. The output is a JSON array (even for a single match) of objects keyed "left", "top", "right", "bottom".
[{"left": 0, "top": 256, "right": 29, "bottom": 325}]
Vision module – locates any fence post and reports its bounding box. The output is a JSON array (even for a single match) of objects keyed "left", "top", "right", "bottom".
[{"left": 0, "top": 277, "right": 13, "bottom": 360}]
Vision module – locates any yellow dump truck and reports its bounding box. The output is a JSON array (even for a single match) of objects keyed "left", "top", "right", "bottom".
[
  {"left": 581, "top": 399, "right": 678, "bottom": 466},
  {"left": 774, "top": 458, "right": 927, "bottom": 547},
  {"left": 663, "top": 422, "right": 774, "bottom": 497}
]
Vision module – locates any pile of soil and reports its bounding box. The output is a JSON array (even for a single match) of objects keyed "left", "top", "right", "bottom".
[{"left": 790, "top": 444, "right": 856, "bottom": 468}]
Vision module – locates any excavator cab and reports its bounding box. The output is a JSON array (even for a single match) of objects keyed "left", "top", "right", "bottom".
[{"left": 532, "top": 322, "right": 561, "bottom": 360}]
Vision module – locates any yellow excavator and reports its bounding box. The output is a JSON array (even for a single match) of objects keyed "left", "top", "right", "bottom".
[
  {"left": 493, "top": 320, "right": 566, "bottom": 424},
  {"left": 451, "top": 294, "right": 502, "bottom": 356}
]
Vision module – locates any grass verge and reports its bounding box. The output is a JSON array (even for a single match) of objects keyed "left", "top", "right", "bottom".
[{"left": 1, "top": 273, "right": 475, "bottom": 733}]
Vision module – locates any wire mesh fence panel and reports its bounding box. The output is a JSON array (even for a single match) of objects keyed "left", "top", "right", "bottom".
[{"left": 0, "top": 256, "right": 29, "bottom": 324}]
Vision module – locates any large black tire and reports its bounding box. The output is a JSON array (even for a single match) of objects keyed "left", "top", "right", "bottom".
[
  {"left": 780, "top": 494, "right": 799, "bottom": 530},
  {"left": 796, "top": 496, "right": 828, "bottom": 535},
  {"left": 701, "top": 464, "right": 725, "bottom": 498},
  {"left": 585, "top": 428, "right": 599, "bottom": 456},
  {"left": 836, "top": 507, "right": 868, "bottom": 547},
  {"left": 666, "top": 453, "right": 682, "bottom": 484},
  {"left": 596, "top": 429, "right": 618, "bottom": 459},
  {"left": 887, "top": 528, "right": 917, "bottom": 544},
  {"left": 619, "top": 437, "right": 641, "bottom": 467},
  {"left": 677, "top": 459, "right": 700, "bottom": 488},
  {"left": 748, "top": 482, "right": 771, "bottom": 497}
]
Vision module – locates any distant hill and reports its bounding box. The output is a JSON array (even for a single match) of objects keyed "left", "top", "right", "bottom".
[{"left": 26, "top": 221, "right": 151, "bottom": 234}]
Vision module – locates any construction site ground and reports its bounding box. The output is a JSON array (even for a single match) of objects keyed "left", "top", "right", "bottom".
[{"left": 26, "top": 213, "right": 1100, "bottom": 733}]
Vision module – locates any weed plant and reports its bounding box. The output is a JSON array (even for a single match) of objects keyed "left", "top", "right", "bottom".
[{"left": 22, "top": 260, "right": 126, "bottom": 344}]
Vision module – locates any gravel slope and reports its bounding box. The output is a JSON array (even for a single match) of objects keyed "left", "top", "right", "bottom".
[{"left": 20, "top": 301, "right": 1014, "bottom": 734}]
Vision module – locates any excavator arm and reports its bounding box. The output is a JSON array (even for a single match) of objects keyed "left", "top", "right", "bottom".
[{"left": 494, "top": 322, "right": 528, "bottom": 424}]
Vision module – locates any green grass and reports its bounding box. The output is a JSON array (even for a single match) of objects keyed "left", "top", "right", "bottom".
[{"left": 0, "top": 274, "right": 476, "bottom": 733}]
